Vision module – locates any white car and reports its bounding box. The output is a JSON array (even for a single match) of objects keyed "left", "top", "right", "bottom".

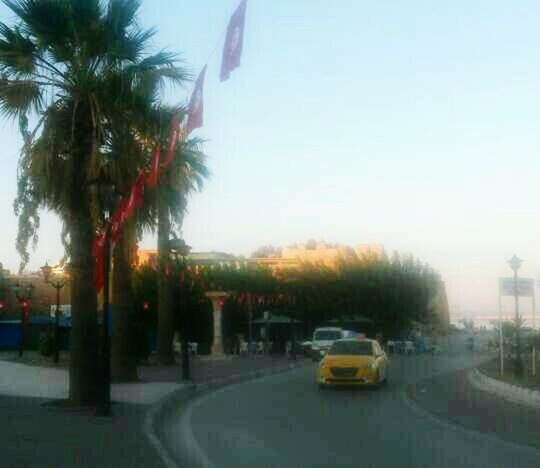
[{"left": 311, "top": 327, "right": 358, "bottom": 361}]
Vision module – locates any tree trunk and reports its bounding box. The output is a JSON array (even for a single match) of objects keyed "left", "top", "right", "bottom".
[
  {"left": 111, "top": 224, "right": 139, "bottom": 382},
  {"left": 157, "top": 188, "right": 174, "bottom": 365},
  {"left": 68, "top": 208, "right": 99, "bottom": 405},
  {"left": 66, "top": 103, "right": 101, "bottom": 406}
]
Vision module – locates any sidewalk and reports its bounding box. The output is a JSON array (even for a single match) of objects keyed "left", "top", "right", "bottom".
[
  {"left": 0, "top": 354, "right": 304, "bottom": 467},
  {"left": 139, "top": 354, "right": 307, "bottom": 384},
  {"left": 408, "top": 368, "right": 540, "bottom": 450}
]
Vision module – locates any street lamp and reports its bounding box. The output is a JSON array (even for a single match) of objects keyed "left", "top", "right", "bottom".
[
  {"left": 41, "top": 261, "right": 66, "bottom": 364},
  {"left": 169, "top": 238, "right": 192, "bottom": 381},
  {"left": 281, "top": 276, "right": 299, "bottom": 360},
  {"left": 508, "top": 254, "right": 524, "bottom": 377},
  {"left": 89, "top": 169, "right": 122, "bottom": 417},
  {"left": 11, "top": 281, "right": 34, "bottom": 357}
]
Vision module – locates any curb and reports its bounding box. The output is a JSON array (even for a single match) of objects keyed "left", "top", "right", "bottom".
[
  {"left": 144, "top": 359, "right": 310, "bottom": 468},
  {"left": 468, "top": 368, "right": 540, "bottom": 409},
  {"left": 401, "top": 388, "right": 540, "bottom": 459}
]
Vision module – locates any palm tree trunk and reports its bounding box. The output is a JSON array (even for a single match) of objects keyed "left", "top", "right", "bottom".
[
  {"left": 157, "top": 188, "right": 175, "bottom": 365},
  {"left": 67, "top": 106, "right": 100, "bottom": 406},
  {"left": 68, "top": 208, "right": 99, "bottom": 405},
  {"left": 111, "top": 224, "right": 139, "bottom": 382}
]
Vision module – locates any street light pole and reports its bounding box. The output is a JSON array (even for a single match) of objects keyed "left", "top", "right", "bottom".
[
  {"left": 89, "top": 169, "right": 121, "bottom": 417},
  {"left": 12, "top": 282, "right": 33, "bottom": 358},
  {"left": 170, "top": 238, "right": 191, "bottom": 381},
  {"left": 247, "top": 292, "right": 253, "bottom": 356},
  {"left": 508, "top": 254, "right": 524, "bottom": 377},
  {"left": 54, "top": 283, "right": 61, "bottom": 363},
  {"left": 41, "top": 262, "right": 66, "bottom": 364},
  {"left": 98, "top": 222, "right": 112, "bottom": 416}
]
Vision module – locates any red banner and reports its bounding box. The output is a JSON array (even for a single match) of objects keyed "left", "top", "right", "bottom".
[
  {"left": 220, "top": 0, "right": 247, "bottom": 82},
  {"left": 186, "top": 66, "right": 207, "bottom": 135},
  {"left": 110, "top": 170, "right": 145, "bottom": 244},
  {"left": 146, "top": 145, "right": 161, "bottom": 188},
  {"left": 161, "top": 113, "right": 181, "bottom": 169}
]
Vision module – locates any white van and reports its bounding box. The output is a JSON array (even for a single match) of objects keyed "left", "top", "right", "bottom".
[{"left": 311, "top": 327, "right": 359, "bottom": 360}]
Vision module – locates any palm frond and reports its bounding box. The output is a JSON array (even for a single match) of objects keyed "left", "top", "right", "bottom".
[
  {"left": 104, "top": 0, "right": 142, "bottom": 35},
  {"left": 3, "top": 0, "right": 74, "bottom": 56},
  {"left": 0, "top": 22, "right": 36, "bottom": 77},
  {"left": 0, "top": 78, "right": 42, "bottom": 117}
]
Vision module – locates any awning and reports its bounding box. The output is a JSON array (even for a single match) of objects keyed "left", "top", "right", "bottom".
[
  {"left": 327, "top": 314, "right": 373, "bottom": 324},
  {"left": 252, "top": 314, "right": 302, "bottom": 324}
]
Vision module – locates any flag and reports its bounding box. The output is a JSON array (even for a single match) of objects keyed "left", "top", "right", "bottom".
[
  {"left": 93, "top": 231, "right": 107, "bottom": 293},
  {"left": 110, "top": 170, "right": 145, "bottom": 244},
  {"left": 186, "top": 66, "right": 207, "bottom": 134},
  {"left": 220, "top": 0, "right": 247, "bottom": 82},
  {"left": 161, "top": 113, "right": 181, "bottom": 168},
  {"left": 146, "top": 145, "right": 161, "bottom": 188}
]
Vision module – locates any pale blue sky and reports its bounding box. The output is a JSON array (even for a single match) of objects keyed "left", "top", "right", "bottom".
[{"left": 1, "top": 1, "right": 540, "bottom": 321}]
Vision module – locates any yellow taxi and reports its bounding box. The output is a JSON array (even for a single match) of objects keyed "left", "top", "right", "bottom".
[{"left": 317, "top": 338, "right": 388, "bottom": 389}]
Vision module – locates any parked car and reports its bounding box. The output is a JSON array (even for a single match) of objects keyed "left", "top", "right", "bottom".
[
  {"left": 317, "top": 338, "right": 389, "bottom": 389},
  {"left": 311, "top": 327, "right": 347, "bottom": 361}
]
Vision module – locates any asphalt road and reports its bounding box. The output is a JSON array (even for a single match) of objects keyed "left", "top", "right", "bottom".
[{"left": 165, "top": 335, "right": 540, "bottom": 468}]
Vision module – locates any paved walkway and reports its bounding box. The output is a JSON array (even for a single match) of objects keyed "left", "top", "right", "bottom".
[
  {"left": 0, "top": 360, "right": 183, "bottom": 404},
  {"left": 408, "top": 367, "right": 540, "bottom": 450}
]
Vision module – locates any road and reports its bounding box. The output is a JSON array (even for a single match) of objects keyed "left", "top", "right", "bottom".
[{"left": 164, "top": 334, "right": 540, "bottom": 468}]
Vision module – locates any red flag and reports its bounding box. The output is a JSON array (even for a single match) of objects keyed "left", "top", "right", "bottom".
[
  {"left": 110, "top": 171, "right": 145, "bottom": 244},
  {"left": 146, "top": 145, "right": 161, "bottom": 188},
  {"left": 186, "top": 66, "right": 207, "bottom": 134},
  {"left": 109, "top": 205, "right": 124, "bottom": 245},
  {"left": 93, "top": 231, "right": 107, "bottom": 293},
  {"left": 220, "top": 0, "right": 247, "bottom": 82},
  {"left": 161, "top": 113, "right": 181, "bottom": 169}
]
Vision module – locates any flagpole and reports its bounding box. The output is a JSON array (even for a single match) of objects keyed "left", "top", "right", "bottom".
[
  {"left": 533, "top": 288, "right": 536, "bottom": 330},
  {"left": 499, "top": 282, "right": 504, "bottom": 376}
]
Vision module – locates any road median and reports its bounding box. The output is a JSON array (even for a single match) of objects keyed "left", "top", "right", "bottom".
[{"left": 468, "top": 367, "right": 540, "bottom": 409}]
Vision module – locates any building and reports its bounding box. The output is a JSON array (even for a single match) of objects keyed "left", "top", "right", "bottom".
[
  {"left": 135, "top": 250, "right": 239, "bottom": 269},
  {"left": 136, "top": 242, "right": 384, "bottom": 272}
]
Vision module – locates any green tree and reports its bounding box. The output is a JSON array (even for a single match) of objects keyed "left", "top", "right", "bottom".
[
  {"left": 150, "top": 126, "right": 210, "bottom": 365},
  {"left": 1, "top": 0, "right": 185, "bottom": 404}
]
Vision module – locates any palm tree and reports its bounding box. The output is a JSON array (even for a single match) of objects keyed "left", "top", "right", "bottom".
[
  {"left": 153, "top": 122, "right": 209, "bottom": 365},
  {"left": 108, "top": 102, "right": 209, "bottom": 371},
  {"left": 1, "top": 0, "right": 185, "bottom": 405}
]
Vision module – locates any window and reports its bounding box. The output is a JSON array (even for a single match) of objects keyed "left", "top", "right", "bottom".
[
  {"left": 314, "top": 330, "right": 342, "bottom": 341},
  {"left": 328, "top": 341, "right": 373, "bottom": 356}
]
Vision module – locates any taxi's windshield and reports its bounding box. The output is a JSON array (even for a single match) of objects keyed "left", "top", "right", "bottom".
[
  {"left": 314, "top": 331, "right": 342, "bottom": 341},
  {"left": 328, "top": 341, "right": 373, "bottom": 356}
]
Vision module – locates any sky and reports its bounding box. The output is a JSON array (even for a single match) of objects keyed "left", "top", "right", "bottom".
[{"left": 0, "top": 0, "right": 540, "bottom": 323}]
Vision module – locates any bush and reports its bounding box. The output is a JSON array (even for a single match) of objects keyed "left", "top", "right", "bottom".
[{"left": 39, "top": 332, "right": 55, "bottom": 357}]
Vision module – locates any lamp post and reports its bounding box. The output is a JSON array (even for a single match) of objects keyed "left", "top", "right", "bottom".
[
  {"left": 281, "top": 276, "right": 299, "bottom": 360},
  {"left": 41, "top": 262, "right": 66, "bottom": 364},
  {"left": 508, "top": 254, "right": 524, "bottom": 377},
  {"left": 247, "top": 292, "right": 253, "bottom": 356},
  {"left": 11, "top": 281, "right": 34, "bottom": 357},
  {"left": 89, "top": 170, "right": 121, "bottom": 417},
  {"left": 169, "top": 238, "right": 191, "bottom": 381}
]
